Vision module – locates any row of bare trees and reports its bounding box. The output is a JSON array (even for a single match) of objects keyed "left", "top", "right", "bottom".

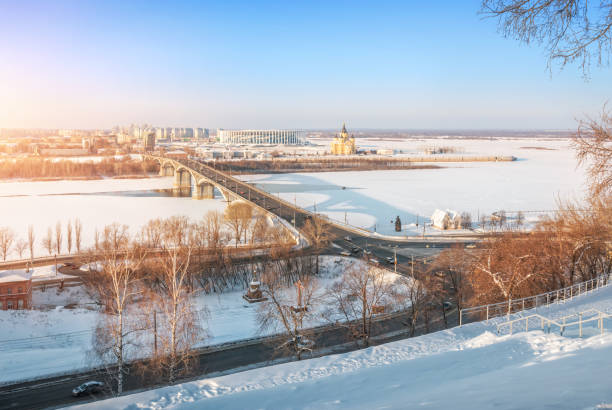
[
  {"left": 40, "top": 219, "right": 84, "bottom": 257},
  {"left": 0, "top": 220, "right": 83, "bottom": 261},
  {"left": 84, "top": 212, "right": 301, "bottom": 394},
  {"left": 0, "top": 157, "right": 159, "bottom": 179},
  {"left": 86, "top": 220, "right": 205, "bottom": 394},
  {"left": 0, "top": 202, "right": 293, "bottom": 262},
  {"left": 423, "top": 195, "right": 612, "bottom": 319}
]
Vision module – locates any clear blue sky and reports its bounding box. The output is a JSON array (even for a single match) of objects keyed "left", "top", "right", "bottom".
[{"left": 0, "top": 0, "right": 609, "bottom": 130}]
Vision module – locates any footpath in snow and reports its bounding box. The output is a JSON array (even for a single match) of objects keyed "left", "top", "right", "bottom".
[{"left": 69, "top": 281, "right": 612, "bottom": 410}]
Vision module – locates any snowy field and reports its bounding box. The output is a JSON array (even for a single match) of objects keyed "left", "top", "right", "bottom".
[
  {"left": 241, "top": 138, "right": 587, "bottom": 236},
  {"left": 0, "top": 257, "right": 400, "bottom": 384},
  {"left": 71, "top": 277, "right": 612, "bottom": 410},
  {"left": 0, "top": 177, "right": 227, "bottom": 261}
]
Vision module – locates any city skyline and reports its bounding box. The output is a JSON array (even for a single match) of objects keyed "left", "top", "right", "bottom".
[{"left": 0, "top": 0, "right": 610, "bottom": 130}]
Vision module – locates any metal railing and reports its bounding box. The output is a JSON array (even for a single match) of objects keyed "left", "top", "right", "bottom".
[
  {"left": 459, "top": 273, "right": 612, "bottom": 326},
  {"left": 496, "top": 308, "right": 611, "bottom": 337}
]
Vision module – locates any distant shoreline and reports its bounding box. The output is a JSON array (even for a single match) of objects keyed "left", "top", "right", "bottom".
[{"left": 0, "top": 174, "right": 163, "bottom": 183}]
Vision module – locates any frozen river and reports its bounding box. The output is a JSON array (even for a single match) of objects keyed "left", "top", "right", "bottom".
[
  {"left": 240, "top": 138, "right": 587, "bottom": 236},
  {"left": 0, "top": 177, "right": 227, "bottom": 260},
  {"left": 0, "top": 138, "right": 589, "bottom": 258}
]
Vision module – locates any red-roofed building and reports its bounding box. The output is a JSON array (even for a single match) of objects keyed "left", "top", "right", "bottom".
[{"left": 0, "top": 270, "right": 32, "bottom": 310}]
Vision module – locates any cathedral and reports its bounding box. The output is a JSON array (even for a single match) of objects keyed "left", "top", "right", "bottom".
[{"left": 330, "top": 123, "right": 356, "bottom": 155}]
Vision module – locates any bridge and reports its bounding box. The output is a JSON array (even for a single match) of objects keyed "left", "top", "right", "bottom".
[
  {"left": 154, "top": 155, "right": 241, "bottom": 201},
  {"left": 145, "top": 154, "right": 480, "bottom": 273}
]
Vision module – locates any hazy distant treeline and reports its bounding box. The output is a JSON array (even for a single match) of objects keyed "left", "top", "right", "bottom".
[{"left": 0, "top": 157, "right": 159, "bottom": 179}]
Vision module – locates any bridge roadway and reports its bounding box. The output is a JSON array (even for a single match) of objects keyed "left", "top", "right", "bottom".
[{"left": 156, "top": 156, "right": 478, "bottom": 274}]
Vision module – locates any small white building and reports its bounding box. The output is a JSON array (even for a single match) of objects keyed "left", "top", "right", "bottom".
[{"left": 431, "top": 209, "right": 462, "bottom": 230}]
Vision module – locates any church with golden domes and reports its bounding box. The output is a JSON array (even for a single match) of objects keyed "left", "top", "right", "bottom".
[{"left": 330, "top": 123, "right": 356, "bottom": 155}]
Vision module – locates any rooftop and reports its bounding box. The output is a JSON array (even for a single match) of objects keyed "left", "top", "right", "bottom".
[{"left": 0, "top": 270, "right": 32, "bottom": 284}]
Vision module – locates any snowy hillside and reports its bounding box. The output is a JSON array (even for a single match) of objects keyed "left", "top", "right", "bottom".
[{"left": 69, "top": 281, "right": 612, "bottom": 410}]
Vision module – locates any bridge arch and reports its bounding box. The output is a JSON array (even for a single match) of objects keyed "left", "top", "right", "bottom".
[{"left": 147, "top": 155, "right": 233, "bottom": 202}]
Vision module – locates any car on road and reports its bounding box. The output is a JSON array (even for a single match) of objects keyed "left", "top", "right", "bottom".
[
  {"left": 344, "top": 236, "right": 352, "bottom": 242},
  {"left": 385, "top": 257, "right": 395, "bottom": 264},
  {"left": 72, "top": 381, "right": 104, "bottom": 397},
  {"left": 340, "top": 251, "right": 352, "bottom": 257},
  {"left": 351, "top": 247, "right": 360, "bottom": 254},
  {"left": 363, "top": 249, "right": 372, "bottom": 255},
  {"left": 370, "top": 258, "right": 380, "bottom": 264}
]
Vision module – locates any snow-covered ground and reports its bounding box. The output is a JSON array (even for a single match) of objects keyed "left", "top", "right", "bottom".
[
  {"left": 70, "top": 277, "right": 612, "bottom": 410},
  {"left": 241, "top": 138, "right": 586, "bottom": 236},
  {"left": 0, "top": 177, "right": 227, "bottom": 261},
  {"left": 0, "top": 256, "right": 399, "bottom": 384}
]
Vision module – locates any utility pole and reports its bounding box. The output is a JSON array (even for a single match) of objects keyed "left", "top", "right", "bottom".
[{"left": 411, "top": 254, "right": 414, "bottom": 276}]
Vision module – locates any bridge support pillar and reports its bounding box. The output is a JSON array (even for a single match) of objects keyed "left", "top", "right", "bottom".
[
  {"left": 173, "top": 170, "right": 191, "bottom": 190},
  {"left": 160, "top": 165, "right": 174, "bottom": 177},
  {"left": 192, "top": 183, "right": 214, "bottom": 200}
]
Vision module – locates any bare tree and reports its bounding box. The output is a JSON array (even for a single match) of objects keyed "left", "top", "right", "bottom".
[
  {"left": 101, "top": 223, "right": 129, "bottom": 252},
  {"left": 204, "top": 210, "right": 224, "bottom": 249},
  {"left": 66, "top": 220, "right": 73, "bottom": 254},
  {"left": 140, "top": 218, "right": 163, "bottom": 249},
  {"left": 393, "top": 270, "right": 428, "bottom": 336},
  {"left": 89, "top": 227, "right": 145, "bottom": 395},
  {"left": 326, "top": 263, "right": 395, "bottom": 346},
  {"left": 481, "top": 0, "right": 612, "bottom": 75},
  {"left": 94, "top": 228, "right": 100, "bottom": 251},
  {"left": 302, "top": 215, "right": 332, "bottom": 274},
  {"left": 55, "top": 221, "right": 62, "bottom": 255},
  {"left": 224, "top": 201, "right": 253, "bottom": 248},
  {"left": 151, "top": 217, "right": 204, "bottom": 383},
  {"left": 15, "top": 239, "right": 28, "bottom": 259},
  {"left": 471, "top": 235, "right": 541, "bottom": 315},
  {"left": 0, "top": 227, "right": 15, "bottom": 261},
  {"left": 573, "top": 108, "right": 612, "bottom": 196},
  {"left": 74, "top": 218, "right": 83, "bottom": 254},
  {"left": 460, "top": 212, "right": 472, "bottom": 229},
  {"left": 516, "top": 210, "right": 525, "bottom": 228},
  {"left": 479, "top": 214, "right": 488, "bottom": 232},
  {"left": 258, "top": 271, "right": 318, "bottom": 359},
  {"left": 430, "top": 245, "right": 473, "bottom": 324},
  {"left": 42, "top": 227, "right": 53, "bottom": 256},
  {"left": 27, "top": 225, "right": 35, "bottom": 261},
  {"left": 250, "top": 209, "right": 270, "bottom": 245}
]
